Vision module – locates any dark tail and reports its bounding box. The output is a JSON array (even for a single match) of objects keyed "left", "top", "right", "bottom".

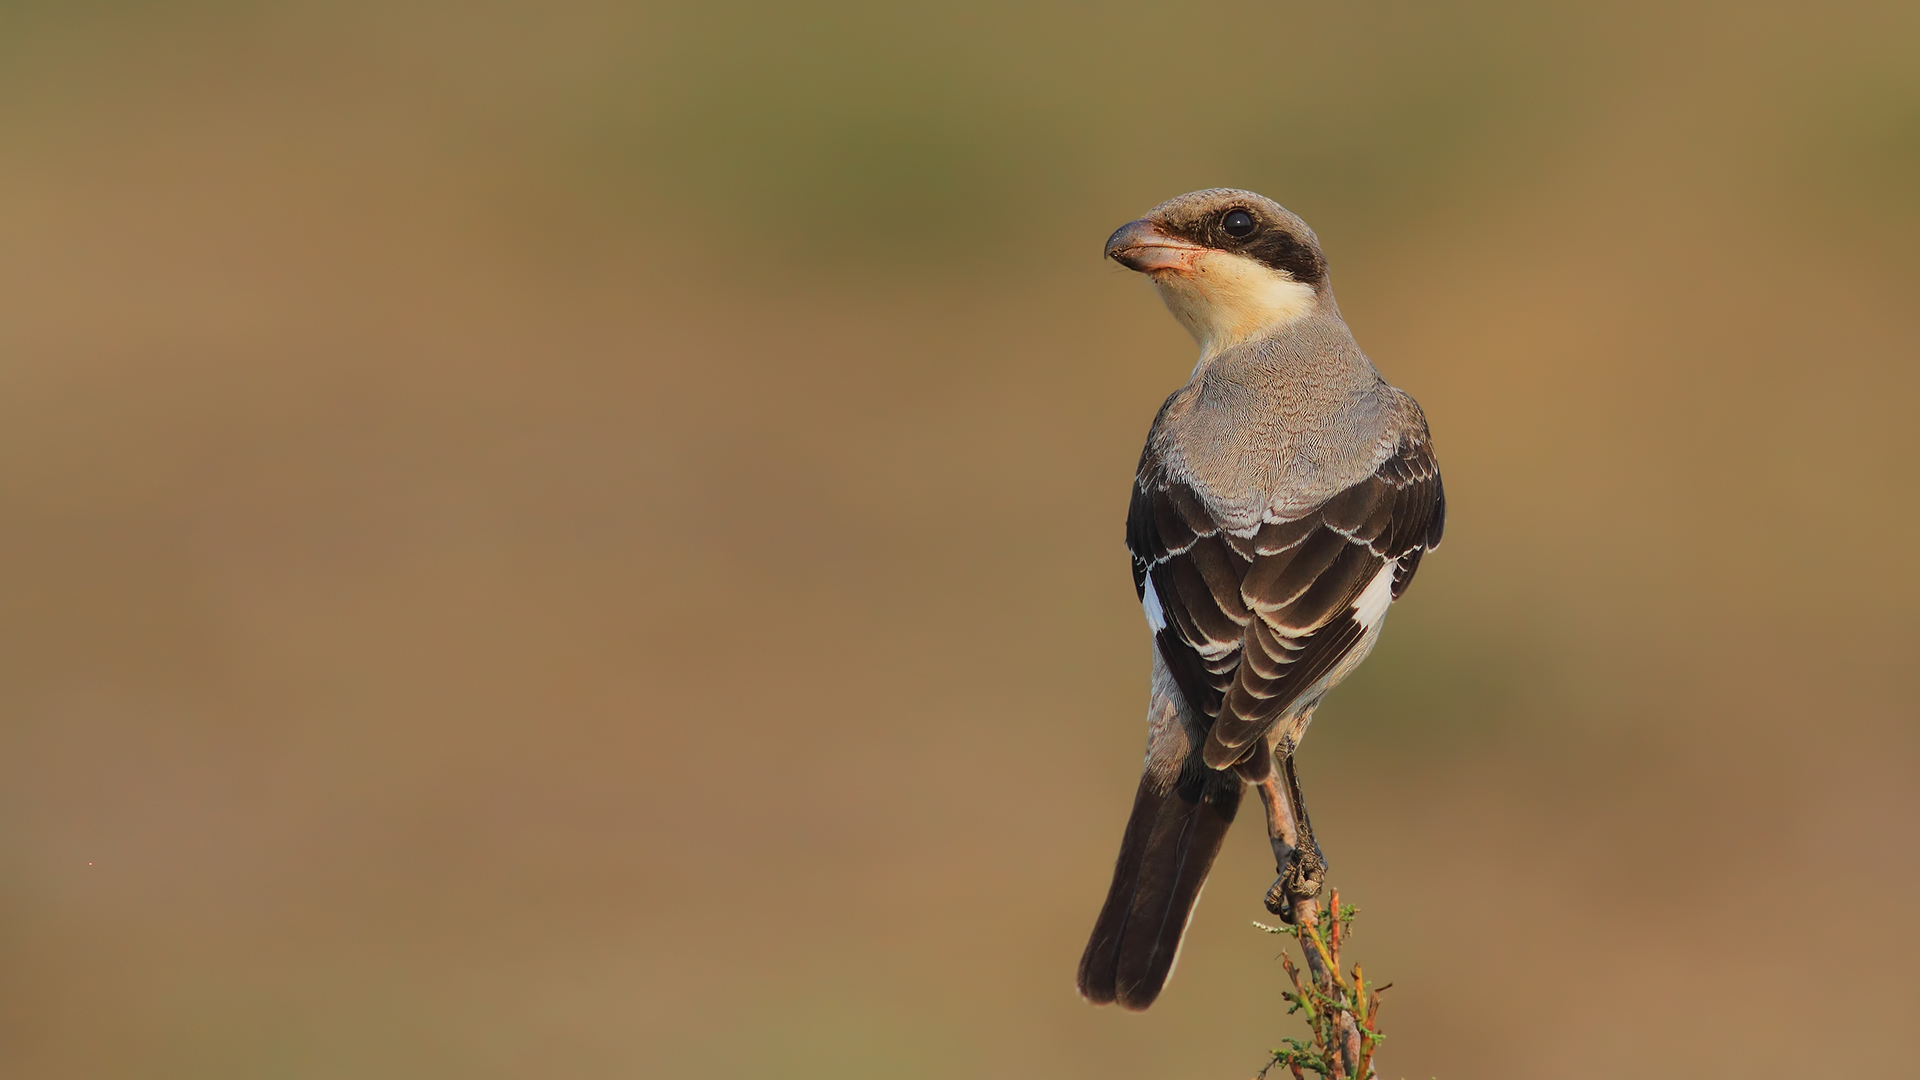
[{"left": 1076, "top": 762, "right": 1241, "bottom": 1009}]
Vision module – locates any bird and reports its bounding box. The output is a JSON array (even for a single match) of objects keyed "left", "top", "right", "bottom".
[{"left": 1076, "top": 189, "right": 1445, "bottom": 1011}]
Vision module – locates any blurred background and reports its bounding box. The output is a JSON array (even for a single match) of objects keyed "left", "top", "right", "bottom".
[{"left": 0, "top": 1, "right": 1915, "bottom": 1077}]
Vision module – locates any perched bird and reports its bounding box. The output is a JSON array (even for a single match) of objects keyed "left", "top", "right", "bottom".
[{"left": 1076, "top": 190, "right": 1445, "bottom": 1010}]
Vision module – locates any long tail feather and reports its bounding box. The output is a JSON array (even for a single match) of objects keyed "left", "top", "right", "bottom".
[{"left": 1077, "top": 762, "right": 1240, "bottom": 1009}]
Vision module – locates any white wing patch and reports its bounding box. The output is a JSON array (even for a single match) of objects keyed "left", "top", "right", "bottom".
[
  {"left": 1352, "top": 560, "right": 1397, "bottom": 630},
  {"left": 1142, "top": 573, "right": 1168, "bottom": 632}
]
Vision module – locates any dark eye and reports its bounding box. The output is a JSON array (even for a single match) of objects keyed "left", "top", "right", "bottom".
[{"left": 1222, "top": 209, "right": 1256, "bottom": 238}]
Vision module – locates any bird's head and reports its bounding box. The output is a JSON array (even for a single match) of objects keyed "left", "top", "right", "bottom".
[{"left": 1104, "top": 189, "right": 1328, "bottom": 357}]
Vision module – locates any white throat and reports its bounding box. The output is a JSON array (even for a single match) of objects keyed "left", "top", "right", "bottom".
[{"left": 1150, "top": 250, "right": 1318, "bottom": 361}]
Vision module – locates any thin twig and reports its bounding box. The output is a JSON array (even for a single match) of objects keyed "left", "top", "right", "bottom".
[{"left": 1251, "top": 888, "right": 1394, "bottom": 1079}]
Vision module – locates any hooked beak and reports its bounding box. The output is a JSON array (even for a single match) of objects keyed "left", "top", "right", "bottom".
[{"left": 1104, "top": 219, "right": 1204, "bottom": 273}]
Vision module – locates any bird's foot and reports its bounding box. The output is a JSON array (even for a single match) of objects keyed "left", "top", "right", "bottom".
[{"left": 1263, "top": 840, "right": 1327, "bottom": 923}]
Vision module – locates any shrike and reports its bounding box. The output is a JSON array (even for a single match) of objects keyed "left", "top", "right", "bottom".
[{"left": 1077, "top": 190, "right": 1445, "bottom": 1010}]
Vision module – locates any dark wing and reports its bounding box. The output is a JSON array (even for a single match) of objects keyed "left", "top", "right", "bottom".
[{"left": 1127, "top": 431, "right": 1444, "bottom": 768}]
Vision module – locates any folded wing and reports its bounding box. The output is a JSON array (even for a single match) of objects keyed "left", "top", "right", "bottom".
[{"left": 1128, "top": 430, "right": 1445, "bottom": 767}]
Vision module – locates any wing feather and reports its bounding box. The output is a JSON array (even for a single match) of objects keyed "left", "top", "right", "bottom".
[
  {"left": 1243, "top": 527, "right": 1347, "bottom": 613},
  {"left": 1267, "top": 542, "right": 1380, "bottom": 634}
]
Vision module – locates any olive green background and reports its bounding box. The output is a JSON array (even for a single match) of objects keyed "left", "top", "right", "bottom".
[{"left": 1, "top": 2, "right": 1915, "bottom": 1077}]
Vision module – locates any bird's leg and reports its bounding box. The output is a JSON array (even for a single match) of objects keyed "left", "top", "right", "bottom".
[
  {"left": 1243, "top": 752, "right": 1302, "bottom": 917},
  {"left": 1278, "top": 748, "right": 1327, "bottom": 915}
]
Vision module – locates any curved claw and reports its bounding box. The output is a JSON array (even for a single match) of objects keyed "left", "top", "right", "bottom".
[{"left": 1264, "top": 877, "right": 1292, "bottom": 916}]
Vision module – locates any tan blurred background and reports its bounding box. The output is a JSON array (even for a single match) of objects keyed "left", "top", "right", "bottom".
[{"left": 0, "top": 1, "right": 1915, "bottom": 1077}]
